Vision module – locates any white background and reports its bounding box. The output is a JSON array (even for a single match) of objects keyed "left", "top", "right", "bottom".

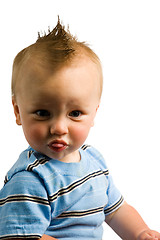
[{"left": 0, "top": 0, "right": 160, "bottom": 239}]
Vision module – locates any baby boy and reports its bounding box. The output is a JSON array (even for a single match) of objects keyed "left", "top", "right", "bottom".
[{"left": 0, "top": 18, "right": 159, "bottom": 240}]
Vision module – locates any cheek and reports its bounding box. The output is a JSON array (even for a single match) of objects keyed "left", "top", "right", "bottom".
[
  {"left": 22, "top": 122, "right": 47, "bottom": 145},
  {"left": 70, "top": 124, "right": 91, "bottom": 145}
]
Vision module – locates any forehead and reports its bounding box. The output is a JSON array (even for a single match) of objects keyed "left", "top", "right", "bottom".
[{"left": 19, "top": 55, "right": 102, "bottom": 99}]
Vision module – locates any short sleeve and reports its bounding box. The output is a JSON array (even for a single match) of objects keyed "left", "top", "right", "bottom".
[
  {"left": 85, "top": 146, "right": 124, "bottom": 216},
  {"left": 104, "top": 174, "right": 124, "bottom": 215},
  {"left": 0, "top": 171, "right": 51, "bottom": 239}
]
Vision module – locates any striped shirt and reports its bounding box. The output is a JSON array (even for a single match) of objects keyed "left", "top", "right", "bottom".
[{"left": 0, "top": 145, "right": 123, "bottom": 240}]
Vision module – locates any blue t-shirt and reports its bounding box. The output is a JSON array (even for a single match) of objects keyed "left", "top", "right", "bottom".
[{"left": 0, "top": 145, "right": 123, "bottom": 240}]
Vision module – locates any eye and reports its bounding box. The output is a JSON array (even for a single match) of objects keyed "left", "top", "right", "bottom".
[
  {"left": 69, "top": 110, "right": 82, "bottom": 118},
  {"left": 34, "top": 110, "right": 50, "bottom": 118}
]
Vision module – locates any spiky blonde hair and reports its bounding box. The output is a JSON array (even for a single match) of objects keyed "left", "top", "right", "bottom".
[{"left": 11, "top": 17, "right": 103, "bottom": 98}]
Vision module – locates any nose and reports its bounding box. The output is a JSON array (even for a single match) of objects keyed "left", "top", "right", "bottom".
[{"left": 50, "top": 117, "right": 68, "bottom": 135}]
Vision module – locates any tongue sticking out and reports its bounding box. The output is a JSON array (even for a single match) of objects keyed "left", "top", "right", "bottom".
[
  {"left": 48, "top": 141, "right": 67, "bottom": 153},
  {"left": 52, "top": 143, "right": 65, "bottom": 148}
]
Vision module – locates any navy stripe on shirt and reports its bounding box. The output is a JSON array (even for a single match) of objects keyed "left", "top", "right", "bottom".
[
  {"left": 57, "top": 206, "right": 105, "bottom": 218},
  {"left": 104, "top": 195, "right": 124, "bottom": 215},
  {"left": 0, "top": 234, "right": 41, "bottom": 240},
  {"left": 0, "top": 194, "right": 50, "bottom": 206},
  {"left": 49, "top": 169, "right": 109, "bottom": 202}
]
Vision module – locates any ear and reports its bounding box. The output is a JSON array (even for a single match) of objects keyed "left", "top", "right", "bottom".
[
  {"left": 96, "top": 104, "right": 99, "bottom": 112},
  {"left": 91, "top": 104, "right": 100, "bottom": 127},
  {"left": 12, "top": 97, "right": 22, "bottom": 126}
]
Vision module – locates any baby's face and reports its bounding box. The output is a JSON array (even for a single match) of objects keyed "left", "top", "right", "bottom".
[{"left": 13, "top": 57, "right": 100, "bottom": 163}]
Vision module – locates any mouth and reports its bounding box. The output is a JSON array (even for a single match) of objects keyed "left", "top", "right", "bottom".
[{"left": 48, "top": 140, "right": 68, "bottom": 153}]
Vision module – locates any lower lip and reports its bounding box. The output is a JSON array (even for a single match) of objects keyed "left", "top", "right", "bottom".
[{"left": 48, "top": 143, "right": 68, "bottom": 153}]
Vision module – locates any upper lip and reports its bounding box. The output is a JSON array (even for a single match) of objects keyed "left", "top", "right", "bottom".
[{"left": 48, "top": 139, "right": 68, "bottom": 147}]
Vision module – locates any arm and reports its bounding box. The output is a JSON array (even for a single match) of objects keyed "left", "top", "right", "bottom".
[
  {"left": 105, "top": 201, "right": 160, "bottom": 240},
  {"left": 41, "top": 235, "right": 58, "bottom": 240}
]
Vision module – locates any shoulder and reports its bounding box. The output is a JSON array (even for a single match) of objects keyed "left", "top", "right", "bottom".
[
  {"left": 2, "top": 148, "right": 51, "bottom": 199},
  {"left": 81, "top": 144, "right": 108, "bottom": 170},
  {"left": 81, "top": 144, "right": 103, "bottom": 157},
  {"left": 4, "top": 147, "right": 52, "bottom": 184},
  {"left": 1, "top": 170, "right": 49, "bottom": 203},
  {"left": 4, "top": 147, "right": 33, "bottom": 184}
]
